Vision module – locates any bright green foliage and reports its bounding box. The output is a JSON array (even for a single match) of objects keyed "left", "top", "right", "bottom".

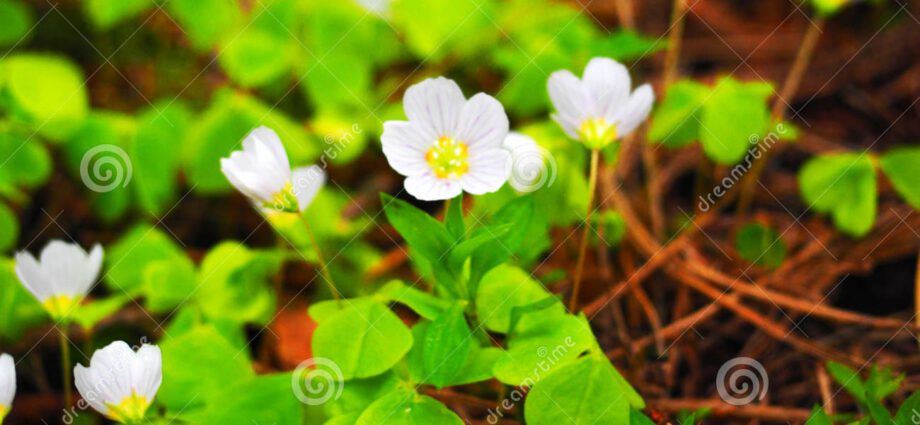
[
  {"left": 420, "top": 303, "right": 471, "bottom": 388},
  {"left": 492, "top": 311, "right": 595, "bottom": 385},
  {"left": 323, "top": 372, "right": 399, "bottom": 418},
  {"left": 0, "top": 258, "right": 45, "bottom": 340},
  {"left": 393, "top": 0, "right": 496, "bottom": 61},
  {"left": 879, "top": 146, "right": 920, "bottom": 209},
  {"left": 355, "top": 387, "right": 464, "bottom": 425},
  {"left": 0, "top": 203, "right": 16, "bottom": 252},
  {"left": 592, "top": 210, "right": 626, "bottom": 247},
  {"left": 194, "top": 373, "right": 301, "bottom": 425},
  {"left": 158, "top": 325, "right": 254, "bottom": 411},
  {"left": 650, "top": 77, "right": 773, "bottom": 164},
  {"left": 219, "top": 27, "right": 293, "bottom": 88},
  {"left": 475, "top": 264, "right": 563, "bottom": 333},
  {"left": 407, "top": 322, "right": 501, "bottom": 387},
  {"left": 799, "top": 153, "right": 877, "bottom": 237},
  {"left": 311, "top": 300, "right": 413, "bottom": 379},
  {"left": 735, "top": 223, "right": 786, "bottom": 268},
  {"left": 811, "top": 0, "right": 849, "bottom": 16},
  {"left": 132, "top": 101, "right": 191, "bottom": 216},
  {"left": 805, "top": 406, "right": 833, "bottom": 425},
  {"left": 376, "top": 280, "right": 450, "bottom": 321},
  {"left": 71, "top": 295, "right": 130, "bottom": 330},
  {"left": 0, "top": 0, "right": 31, "bottom": 47},
  {"left": 105, "top": 224, "right": 186, "bottom": 294},
  {"left": 525, "top": 355, "right": 636, "bottom": 425},
  {"left": 196, "top": 241, "right": 282, "bottom": 325},
  {"left": 0, "top": 54, "right": 89, "bottom": 140},
  {"left": 84, "top": 0, "right": 152, "bottom": 29},
  {"left": 142, "top": 256, "right": 197, "bottom": 313},
  {"left": 0, "top": 130, "right": 52, "bottom": 200},
  {"left": 167, "top": 0, "right": 242, "bottom": 50}
]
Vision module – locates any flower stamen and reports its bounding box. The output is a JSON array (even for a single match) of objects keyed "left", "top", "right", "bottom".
[
  {"left": 42, "top": 295, "right": 80, "bottom": 320},
  {"left": 578, "top": 118, "right": 618, "bottom": 149},
  {"left": 106, "top": 392, "right": 150, "bottom": 424},
  {"left": 425, "top": 137, "right": 470, "bottom": 179}
]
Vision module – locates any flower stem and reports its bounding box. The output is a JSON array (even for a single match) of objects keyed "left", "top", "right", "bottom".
[
  {"left": 299, "top": 214, "right": 341, "bottom": 305},
  {"left": 58, "top": 324, "right": 72, "bottom": 409},
  {"left": 736, "top": 17, "right": 825, "bottom": 219},
  {"left": 663, "top": 0, "right": 688, "bottom": 88},
  {"left": 570, "top": 149, "right": 601, "bottom": 312}
]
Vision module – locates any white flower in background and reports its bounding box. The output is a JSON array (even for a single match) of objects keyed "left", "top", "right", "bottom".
[
  {"left": 382, "top": 77, "right": 511, "bottom": 201},
  {"left": 14, "top": 240, "right": 103, "bottom": 320},
  {"left": 548, "top": 57, "right": 654, "bottom": 149},
  {"left": 74, "top": 341, "right": 162, "bottom": 424},
  {"left": 0, "top": 354, "right": 14, "bottom": 424},
  {"left": 503, "top": 132, "right": 555, "bottom": 193},
  {"left": 221, "top": 126, "right": 325, "bottom": 214},
  {"left": 356, "top": 0, "right": 389, "bottom": 15}
]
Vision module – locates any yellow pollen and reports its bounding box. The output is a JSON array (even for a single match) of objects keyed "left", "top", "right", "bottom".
[
  {"left": 0, "top": 404, "right": 8, "bottom": 423},
  {"left": 268, "top": 182, "right": 299, "bottom": 213},
  {"left": 106, "top": 392, "right": 150, "bottom": 424},
  {"left": 578, "top": 118, "right": 618, "bottom": 149},
  {"left": 425, "top": 136, "right": 470, "bottom": 179},
  {"left": 41, "top": 295, "right": 81, "bottom": 320}
]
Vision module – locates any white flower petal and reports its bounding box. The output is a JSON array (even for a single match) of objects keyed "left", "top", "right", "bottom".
[
  {"left": 14, "top": 251, "right": 52, "bottom": 302},
  {"left": 222, "top": 126, "right": 295, "bottom": 206},
  {"left": 582, "top": 57, "right": 631, "bottom": 122},
  {"left": 74, "top": 364, "right": 109, "bottom": 415},
  {"left": 460, "top": 149, "right": 510, "bottom": 195},
  {"left": 381, "top": 121, "right": 432, "bottom": 177},
  {"left": 292, "top": 166, "right": 325, "bottom": 212},
  {"left": 454, "top": 93, "right": 509, "bottom": 150},
  {"left": 132, "top": 345, "right": 162, "bottom": 401},
  {"left": 613, "top": 84, "right": 655, "bottom": 137},
  {"left": 78, "top": 244, "right": 103, "bottom": 297},
  {"left": 404, "top": 174, "right": 462, "bottom": 201},
  {"left": 548, "top": 70, "right": 591, "bottom": 136},
  {"left": 403, "top": 77, "right": 466, "bottom": 139},
  {"left": 75, "top": 340, "right": 162, "bottom": 420},
  {"left": 40, "top": 240, "right": 93, "bottom": 298},
  {"left": 243, "top": 126, "right": 289, "bottom": 171},
  {"left": 0, "top": 354, "right": 15, "bottom": 407}
]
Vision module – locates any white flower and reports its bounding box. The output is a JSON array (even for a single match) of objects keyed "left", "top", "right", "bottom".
[
  {"left": 503, "top": 132, "right": 554, "bottom": 193},
  {"left": 382, "top": 77, "right": 511, "bottom": 201},
  {"left": 221, "top": 126, "right": 324, "bottom": 213},
  {"left": 356, "top": 0, "right": 389, "bottom": 15},
  {"left": 14, "top": 240, "right": 103, "bottom": 320},
  {"left": 0, "top": 354, "right": 14, "bottom": 424},
  {"left": 548, "top": 57, "right": 654, "bottom": 149},
  {"left": 74, "top": 341, "right": 162, "bottom": 424}
]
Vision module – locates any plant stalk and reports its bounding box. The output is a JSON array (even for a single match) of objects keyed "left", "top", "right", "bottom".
[
  {"left": 59, "top": 324, "right": 72, "bottom": 409},
  {"left": 736, "top": 17, "right": 825, "bottom": 219},
  {"left": 663, "top": 0, "right": 688, "bottom": 88},
  {"left": 299, "top": 214, "right": 341, "bottom": 304},
  {"left": 570, "top": 149, "right": 601, "bottom": 312}
]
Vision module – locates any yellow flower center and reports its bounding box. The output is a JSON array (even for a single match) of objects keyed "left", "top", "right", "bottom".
[
  {"left": 106, "top": 392, "right": 150, "bottom": 424},
  {"left": 268, "top": 182, "right": 299, "bottom": 213},
  {"left": 0, "top": 404, "right": 8, "bottom": 423},
  {"left": 425, "top": 136, "right": 469, "bottom": 180},
  {"left": 42, "top": 295, "right": 81, "bottom": 320},
  {"left": 578, "top": 118, "right": 618, "bottom": 149}
]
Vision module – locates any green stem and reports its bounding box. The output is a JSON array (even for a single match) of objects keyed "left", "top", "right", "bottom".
[
  {"left": 299, "top": 214, "right": 341, "bottom": 305},
  {"left": 59, "top": 324, "right": 73, "bottom": 409},
  {"left": 570, "top": 149, "right": 601, "bottom": 312}
]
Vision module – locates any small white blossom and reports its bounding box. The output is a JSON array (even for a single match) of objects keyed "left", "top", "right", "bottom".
[
  {"left": 0, "top": 354, "right": 14, "bottom": 424},
  {"left": 548, "top": 57, "right": 654, "bottom": 148},
  {"left": 14, "top": 240, "right": 103, "bottom": 320},
  {"left": 74, "top": 341, "right": 162, "bottom": 424},
  {"left": 221, "top": 126, "right": 324, "bottom": 213},
  {"left": 503, "top": 132, "right": 551, "bottom": 193},
  {"left": 382, "top": 77, "right": 511, "bottom": 201}
]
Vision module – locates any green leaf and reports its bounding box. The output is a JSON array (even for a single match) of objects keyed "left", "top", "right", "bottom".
[
  {"left": 143, "top": 256, "right": 197, "bottom": 313},
  {"left": 158, "top": 325, "right": 254, "bottom": 410},
  {"left": 381, "top": 193, "right": 454, "bottom": 266},
  {"left": 865, "top": 365, "right": 903, "bottom": 402},
  {"left": 376, "top": 280, "right": 450, "bottom": 321},
  {"left": 312, "top": 300, "right": 413, "bottom": 379},
  {"left": 355, "top": 388, "right": 463, "bottom": 425},
  {"left": 525, "top": 355, "right": 632, "bottom": 425},
  {"left": 446, "top": 223, "right": 512, "bottom": 274},
  {"left": 219, "top": 26, "right": 293, "bottom": 88},
  {"left": 0, "top": 203, "right": 16, "bottom": 252},
  {"left": 476, "top": 264, "right": 562, "bottom": 333},
  {"left": 167, "top": 0, "right": 242, "bottom": 50},
  {"left": 811, "top": 0, "right": 849, "bottom": 16},
  {"left": 445, "top": 196, "right": 465, "bottom": 241},
  {"left": 699, "top": 78, "right": 772, "bottom": 164},
  {"left": 649, "top": 80, "right": 708, "bottom": 148},
  {"left": 393, "top": 0, "right": 497, "bottom": 61},
  {"left": 196, "top": 373, "right": 301, "bottom": 425},
  {"left": 469, "top": 195, "right": 534, "bottom": 285},
  {"left": 492, "top": 312, "right": 595, "bottom": 386},
  {"left": 132, "top": 101, "right": 191, "bottom": 216},
  {"left": 324, "top": 372, "right": 399, "bottom": 418},
  {"left": 799, "top": 153, "right": 877, "bottom": 237},
  {"left": 1, "top": 54, "right": 89, "bottom": 139},
  {"left": 197, "top": 242, "right": 281, "bottom": 325},
  {"left": 826, "top": 361, "right": 867, "bottom": 404},
  {"left": 422, "top": 303, "right": 471, "bottom": 388},
  {"left": 84, "top": 0, "right": 152, "bottom": 29},
  {"left": 0, "top": 258, "right": 46, "bottom": 341},
  {"left": 735, "top": 223, "right": 786, "bottom": 268},
  {"left": 71, "top": 295, "right": 130, "bottom": 331},
  {"left": 0, "top": 0, "right": 32, "bottom": 47},
  {"left": 0, "top": 130, "right": 52, "bottom": 194},
  {"left": 106, "top": 224, "right": 186, "bottom": 294},
  {"left": 589, "top": 30, "right": 666, "bottom": 61},
  {"left": 805, "top": 406, "right": 833, "bottom": 425},
  {"left": 879, "top": 146, "right": 920, "bottom": 210},
  {"left": 894, "top": 390, "right": 920, "bottom": 425}
]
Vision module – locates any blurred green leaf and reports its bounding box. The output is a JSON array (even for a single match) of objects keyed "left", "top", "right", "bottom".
[
  {"left": 84, "top": 0, "right": 152, "bottom": 29},
  {"left": 0, "top": 54, "right": 89, "bottom": 140},
  {"left": 356, "top": 387, "right": 463, "bottom": 425},
  {"left": 700, "top": 77, "right": 772, "bottom": 164},
  {"left": 525, "top": 355, "right": 633, "bottom": 425},
  {"left": 0, "top": 0, "right": 32, "bottom": 47},
  {"left": 475, "top": 264, "right": 561, "bottom": 333},
  {"left": 106, "top": 224, "right": 186, "bottom": 294},
  {"left": 492, "top": 311, "right": 594, "bottom": 386},
  {"left": 799, "top": 153, "right": 877, "bottom": 237},
  {"left": 0, "top": 130, "right": 52, "bottom": 196},
  {"left": 143, "top": 255, "right": 197, "bottom": 313},
  {"left": 735, "top": 223, "right": 786, "bottom": 269},
  {"left": 422, "top": 303, "right": 471, "bottom": 388},
  {"left": 132, "top": 101, "right": 191, "bottom": 216},
  {"left": 376, "top": 279, "right": 449, "bottom": 321},
  {"left": 879, "top": 146, "right": 920, "bottom": 210},
  {"left": 0, "top": 203, "right": 16, "bottom": 252},
  {"left": 312, "top": 300, "right": 412, "bottom": 380},
  {"left": 0, "top": 257, "right": 46, "bottom": 341},
  {"left": 649, "top": 80, "right": 708, "bottom": 148},
  {"left": 167, "top": 0, "right": 242, "bottom": 50},
  {"left": 197, "top": 241, "right": 281, "bottom": 325},
  {"left": 195, "top": 373, "right": 300, "bottom": 425},
  {"left": 219, "top": 26, "right": 294, "bottom": 88},
  {"left": 71, "top": 295, "right": 130, "bottom": 331},
  {"left": 805, "top": 406, "right": 833, "bottom": 425},
  {"left": 393, "top": 0, "right": 497, "bottom": 61}
]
